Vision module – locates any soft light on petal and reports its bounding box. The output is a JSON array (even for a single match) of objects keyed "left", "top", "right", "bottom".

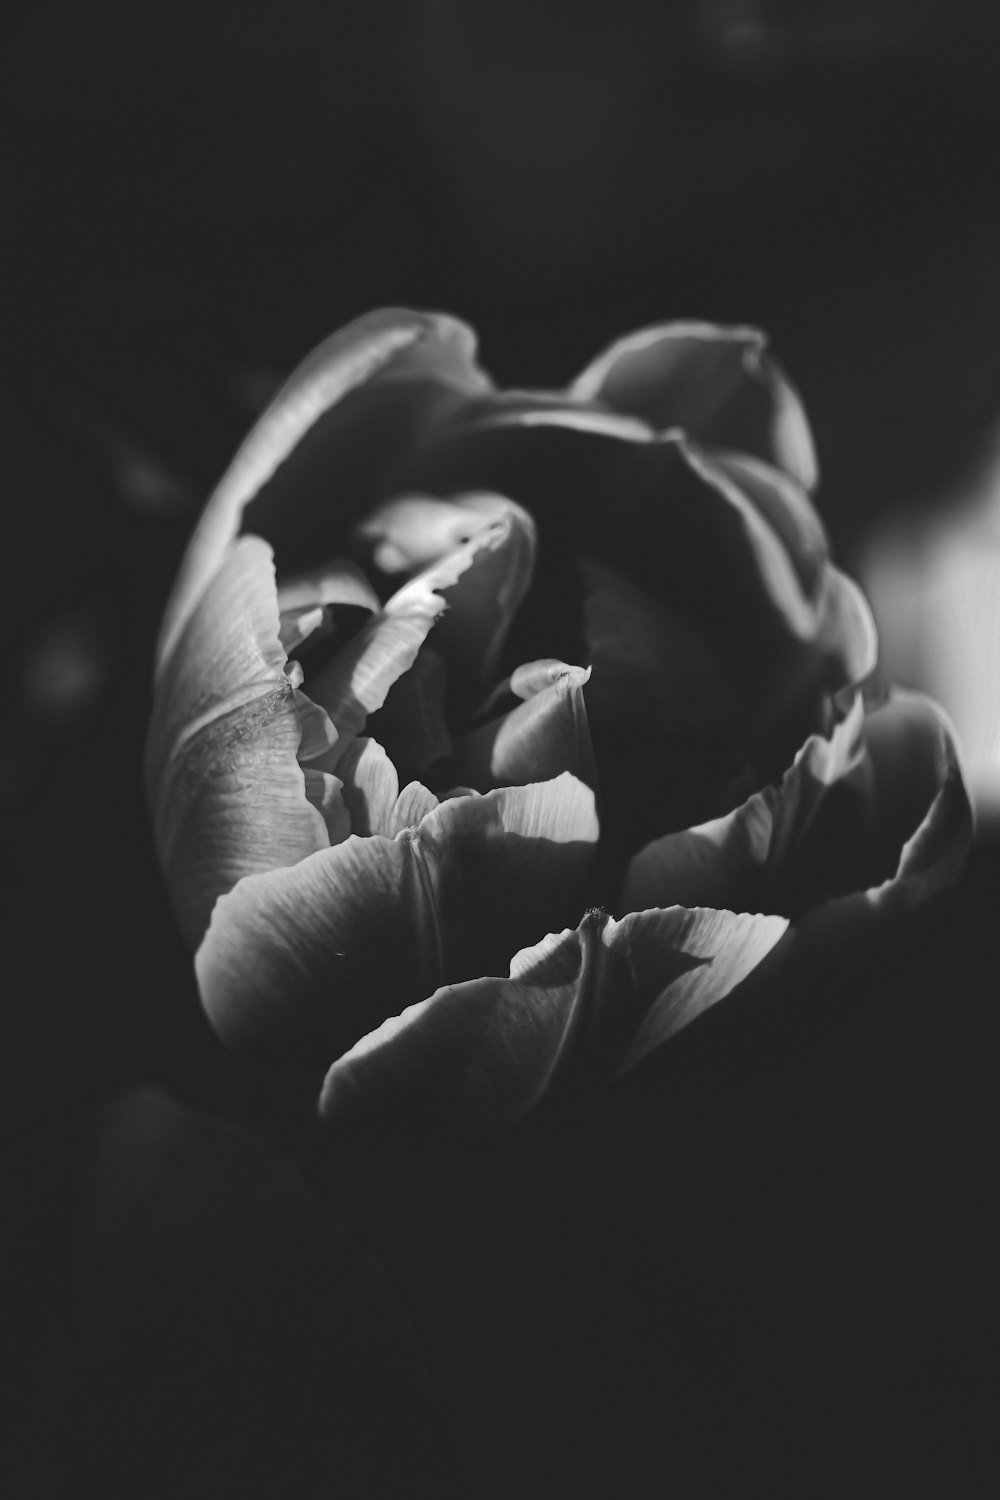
[
  {"left": 196, "top": 772, "right": 599, "bottom": 1058},
  {"left": 336, "top": 736, "right": 440, "bottom": 837},
  {"left": 453, "top": 661, "right": 596, "bottom": 792},
  {"left": 146, "top": 536, "right": 329, "bottom": 948},
  {"left": 318, "top": 901, "right": 788, "bottom": 1137},
  {"left": 157, "top": 309, "right": 491, "bottom": 674},
  {"left": 569, "top": 321, "right": 818, "bottom": 490}
]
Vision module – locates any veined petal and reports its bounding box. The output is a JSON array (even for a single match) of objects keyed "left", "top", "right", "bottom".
[
  {"left": 157, "top": 309, "right": 491, "bottom": 674},
  {"left": 621, "top": 695, "right": 868, "bottom": 916},
  {"left": 195, "top": 771, "right": 599, "bottom": 1057},
  {"left": 196, "top": 834, "right": 442, "bottom": 1056},
  {"left": 417, "top": 772, "right": 600, "bottom": 981},
  {"left": 569, "top": 321, "right": 818, "bottom": 489},
  {"left": 318, "top": 926, "right": 591, "bottom": 1136},
  {"left": 611, "top": 906, "right": 790, "bottom": 1075},
  {"left": 146, "top": 536, "right": 329, "bottom": 948},
  {"left": 336, "top": 736, "right": 440, "bottom": 837},
  {"left": 318, "top": 902, "right": 787, "bottom": 1136},
  {"left": 453, "top": 662, "right": 596, "bottom": 791}
]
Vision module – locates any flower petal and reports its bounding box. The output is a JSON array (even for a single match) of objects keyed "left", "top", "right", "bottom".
[
  {"left": 569, "top": 321, "right": 818, "bottom": 489},
  {"left": 755, "top": 693, "right": 973, "bottom": 1000},
  {"left": 303, "top": 509, "right": 535, "bottom": 768},
  {"left": 452, "top": 662, "right": 596, "bottom": 792},
  {"left": 318, "top": 902, "right": 788, "bottom": 1136},
  {"left": 353, "top": 490, "right": 519, "bottom": 576},
  {"left": 157, "top": 309, "right": 491, "bottom": 673},
  {"left": 195, "top": 772, "right": 599, "bottom": 1057},
  {"left": 146, "top": 536, "right": 329, "bottom": 948},
  {"left": 610, "top": 906, "right": 790, "bottom": 1075},
  {"left": 318, "top": 930, "right": 589, "bottom": 1136},
  {"left": 336, "top": 736, "right": 440, "bottom": 837},
  {"left": 621, "top": 694, "right": 868, "bottom": 916},
  {"left": 579, "top": 560, "right": 743, "bottom": 868}
]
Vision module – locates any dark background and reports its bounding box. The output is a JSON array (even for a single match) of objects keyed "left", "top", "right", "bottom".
[{"left": 4, "top": 3, "right": 1000, "bottom": 1493}]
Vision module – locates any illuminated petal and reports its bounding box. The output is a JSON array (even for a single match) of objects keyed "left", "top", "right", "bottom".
[
  {"left": 569, "top": 321, "right": 818, "bottom": 489},
  {"left": 157, "top": 309, "right": 490, "bottom": 673},
  {"left": 318, "top": 903, "right": 787, "bottom": 1136},
  {"left": 146, "top": 536, "right": 329, "bottom": 948},
  {"left": 304, "top": 502, "right": 536, "bottom": 767},
  {"left": 336, "top": 736, "right": 439, "bottom": 837},
  {"left": 453, "top": 662, "right": 596, "bottom": 791},
  {"left": 354, "top": 490, "right": 519, "bottom": 576},
  {"left": 621, "top": 695, "right": 868, "bottom": 915},
  {"left": 407, "top": 496, "right": 537, "bottom": 699},
  {"left": 319, "top": 925, "right": 595, "bottom": 1136},
  {"left": 610, "top": 906, "right": 790, "bottom": 1074},
  {"left": 195, "top": 772, "right": 599, "bottom": 1056}
]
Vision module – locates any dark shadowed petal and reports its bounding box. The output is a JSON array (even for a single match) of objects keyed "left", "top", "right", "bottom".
[
  {"left": 621, "top": 695, "right": 868, "bottom": 916},
  {"left": 158, "top": 309, "right": 491, "bottom": 671},
  {"left": 752, "top": 693, "right": 973, "bottom": 1000},
  {"left": 453, "top": 661, "right": 596, "bottom": 791},
  {"left": 581, "top": 560, "right": 741, "bottom": 858},
  {"left": 569, "top": 321, "right": 818, "bottom": 489},
  {"left": 146, "top": 536, "right": 330, "bottom": 948},
  {"left": 365, "top": 647, "right": 452, "bottom": 779},
  {"left": 318, "top": 902, "right": 787, "bottom": 1136},
  {"left": 417, "top": 772, "right": 600, "bottom": 980},
  {"left": 195, "top": 773, "right": 598, "bottom": 1058}
]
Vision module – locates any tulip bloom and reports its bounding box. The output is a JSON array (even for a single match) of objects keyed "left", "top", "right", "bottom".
[{"left": 148, "top": 310, "right": 972, "bottom": 1136}]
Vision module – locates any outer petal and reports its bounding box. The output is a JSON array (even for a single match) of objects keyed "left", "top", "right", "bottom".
[
  {"left": 569, "top": 321, "right": 818, "bottom": 489},
  {"left": 754, "top": 693, "right": 974, "bottom": 1002},
  {"left": 146, "top": 536, "right": 330, "bottom": 948},
  {"left": 318, "top": 903, "right": 788, "bottom": 1137},
  {"left": 157, "top": 309, "right": 491, "bottom": 673},
  {"left": 621, "top": 694, "right": 869, "bottom": 916},
  {"left": 195, "top": 772, "right": 599, "bottom": 1057}
]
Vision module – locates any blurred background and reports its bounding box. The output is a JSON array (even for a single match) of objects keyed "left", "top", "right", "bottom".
[{"left": 4, "top": 2, "right": 1000, "bottom": 1491}]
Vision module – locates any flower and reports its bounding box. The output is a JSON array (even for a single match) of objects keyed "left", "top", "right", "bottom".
[{"left": 148, "top": 309, "right": 973, "bottom": 1138}]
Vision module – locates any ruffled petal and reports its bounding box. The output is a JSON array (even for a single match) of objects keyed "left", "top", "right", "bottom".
[
  {"left": 569, "top": 321, "right": 818, "bottom": 489},
  {"left": 157, "top": 309, "right": 491, "bottom": 673},
  {"left": 146, "top": 536, "right": 329, "bottom": 948},
  {"left": 318, "top": 925, "right": 588, "bottom": 1134},
  {"left": 756, "top": 693, "right": 973, "bottom": 999},
  {"left": 621, "top": 694, "right": 868, "bottom": 916},
  {"left": 336, "top": 736, "right": 439, "bottom": 837},
  {"left": 302, "top": 507, "right": 535, "bottom": 769},
  {"left": 195, "top": 772, "right": 599, "bottom": 1057},
  {"left": 452, "top": 661, "right": 596, "bottom": 791},
  {"left": 417, "top": 772, "right": 600, "bottom": 981},
  {"left": 318, "top": 902, "right": 787, "bottom": 1136}
]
